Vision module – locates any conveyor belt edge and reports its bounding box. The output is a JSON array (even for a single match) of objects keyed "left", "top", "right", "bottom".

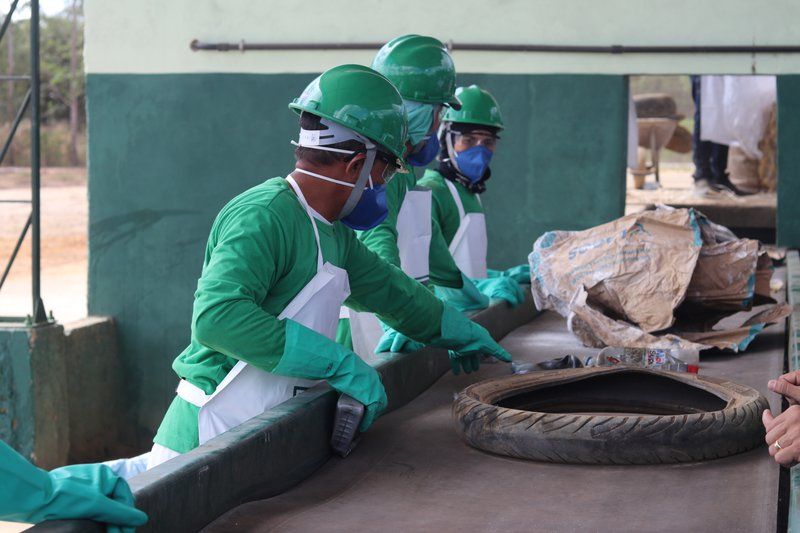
[
  {"left": 787, "top": 250, "right": 800, "bottom": 533},
  {"left": 29, "top": 293, "right": 537, "bottom": 532}
]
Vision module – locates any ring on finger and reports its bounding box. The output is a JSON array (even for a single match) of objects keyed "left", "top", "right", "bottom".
[{"left": 775, "top": 441, "right": 783, "bottom": 451}]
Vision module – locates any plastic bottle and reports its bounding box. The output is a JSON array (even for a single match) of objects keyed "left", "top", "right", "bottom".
[{"left": 591, "top": 347, "right": 699, "bottom": 373}]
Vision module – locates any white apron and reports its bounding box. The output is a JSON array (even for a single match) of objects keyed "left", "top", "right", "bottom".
[
  {"left": 179, "top": 176, "right": 351, "bottom": 446},
  {"left": 396, "top": 187, "right": 433, "bottom": 283},
  {"left": 444, "top": 179, "right": 488, "bottom": 279},
  {"left": 347, "top": 186, "right": 433, "bottom": 356}
]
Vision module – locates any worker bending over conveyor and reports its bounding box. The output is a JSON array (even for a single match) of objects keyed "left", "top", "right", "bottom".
[{"left": 113, "top": 64, "right": 514, "bottom": 475}]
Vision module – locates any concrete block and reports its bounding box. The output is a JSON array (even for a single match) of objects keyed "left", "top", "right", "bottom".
[
  {"left": 0, "top": 316, "right": 125, "bottom": 468},
  {"left": 64, "top": 317, "right": 127, "bottom": 462},
  {"left": 0, "top": 322, "right": 70, "bottom": 469}
]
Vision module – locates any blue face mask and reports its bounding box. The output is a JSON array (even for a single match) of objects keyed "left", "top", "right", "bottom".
[
  {"left": 340, "top": 184, "right": 388, "bottom": 230},
  {"left": 454, "top": 145, "right": 493, "bottom": 183},
  {"left": 407, "top": 134, "right": 440, "bottom": 167}
]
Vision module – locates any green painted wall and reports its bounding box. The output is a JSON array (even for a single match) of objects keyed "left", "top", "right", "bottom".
[
  {"left": 87, "top": 73, "right": 627, "bottom": 447},
  {"left": 778, "top": 76, "right": 800, "bottom": 247},
  {"left": 458, "top": 74, "right": 628, "bottom": 268}
]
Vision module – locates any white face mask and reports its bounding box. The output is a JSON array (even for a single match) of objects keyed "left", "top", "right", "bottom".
[{"left": 293, "top": 165, "right": 373, "bottom": 190}]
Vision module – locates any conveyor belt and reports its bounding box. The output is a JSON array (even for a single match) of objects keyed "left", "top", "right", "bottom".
[{"left": 206, "top": 293, "right": 787, "bottom": 532}]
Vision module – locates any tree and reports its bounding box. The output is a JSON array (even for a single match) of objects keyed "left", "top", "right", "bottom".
[
  {"left": 6, "top": 20, "right": 15, "bottom": 165},
  {"left": 0, "top": 4, "right": 86, "bottom": 166},
  {"left": 67, "top": 0, "right": 80, "bottom": 165}
]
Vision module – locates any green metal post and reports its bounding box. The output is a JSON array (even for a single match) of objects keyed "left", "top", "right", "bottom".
[{"left": 29, "top": 0, "right": 46, "bottom": 324}]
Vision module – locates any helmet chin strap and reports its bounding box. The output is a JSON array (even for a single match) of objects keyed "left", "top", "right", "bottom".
[{"left": 338, "top": 141, "right": 377, "bottom": 219}]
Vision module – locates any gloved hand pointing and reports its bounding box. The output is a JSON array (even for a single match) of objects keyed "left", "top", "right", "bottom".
[{"left": 430, "top": 305, "right": 512, "bottom": 375}]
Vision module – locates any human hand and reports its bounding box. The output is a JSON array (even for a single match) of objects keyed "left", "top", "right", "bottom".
[
  {"left": 763, "top": 407, "right": 800, "bottom": 467},
  {"left": 768, "top": 370, "right": 800, "bottom": 405}
]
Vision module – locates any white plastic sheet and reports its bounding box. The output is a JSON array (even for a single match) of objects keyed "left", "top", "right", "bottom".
[
  {"left": 700, "top": 75, "right": 777, "bottom": 159},
  {"left": 627, "top": 91, "right": 639, "bottom": 168}
]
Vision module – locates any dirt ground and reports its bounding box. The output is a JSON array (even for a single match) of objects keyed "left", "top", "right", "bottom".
[
  {"left": 625, "top": 162, "right": 777, "bottom": 214},
  {"left": 0, "top": 167, "right": 87, "bottom": 323}
]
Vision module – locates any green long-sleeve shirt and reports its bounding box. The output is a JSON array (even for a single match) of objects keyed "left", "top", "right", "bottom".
[
  {"left": 155, "top": 177, "right": 446, "bottom": 452},
  {"left": 358, "top": 170, "right": 462, "bottom": 288},
  {"left": 418, "top": 169, "right": 485, "bottom": 246}
]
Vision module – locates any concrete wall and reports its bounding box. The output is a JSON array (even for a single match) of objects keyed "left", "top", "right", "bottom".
[
  {"left": 64, "top": 318, "right": 128, "bottom": 462},
  {"left": 1, "top": 323, "right": 69, "bottom": 468},
  {"left": 83, "top": 0, "right": 800, "bottom": 448},
  {"left": 0, "top": 318, "right": 126, "bottom": 466},
  {"left": 0, "top": 326, "right": 38, "bottom": 459}
]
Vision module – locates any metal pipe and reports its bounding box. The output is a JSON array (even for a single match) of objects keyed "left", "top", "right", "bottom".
[
  {"left": 29, "top": 0, "right": 45, "bottom": 324},
  {"left": 0, "top": 88, "right": 30, "bottom": 165},
  {"left": 0, "top": 199, "right": 32, "bottom": 203},
  {"left": 190, "top": 39, "right": 800, "bottom": 54},
  {"left": 0, "top": 212, "right": 31, "bottom": 291},
  {"left": 190, "top": 39, "right": 382, "bottom": 52},
  {"left": 0, "top": 0, "right": 20, "bottom": 47}
]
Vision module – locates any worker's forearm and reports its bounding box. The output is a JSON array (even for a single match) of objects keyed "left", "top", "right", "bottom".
[
  {"left": 193, "top": 296, "right": 286, "bottom": 372},
  {"left": 358, "top": 224, "right": 402, "bottom": 267}
]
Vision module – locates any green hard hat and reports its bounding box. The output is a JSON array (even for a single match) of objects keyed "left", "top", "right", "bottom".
[
  {"left": 443, "top": 85, "right": 504, "bottom": 130},
  {"left": 372, "top": 34, "right": 461, "bottom": 109},
  {"left": 289, "top": 64, "right": 408, "bottom": 160}
]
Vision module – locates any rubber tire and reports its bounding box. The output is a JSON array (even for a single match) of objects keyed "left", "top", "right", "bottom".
[{"left": 453, "top": 367, "right": 769, "bottom": 465}]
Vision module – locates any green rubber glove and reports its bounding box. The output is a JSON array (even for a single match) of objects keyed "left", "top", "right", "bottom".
[
  {"left": 431, "top": 305, "right": 513, "bottom": 375},
  {"left": 0, "top": 441, "right": 148, "bottom": 530},
  {"left": 275, "top": 319, "right": 388, "bottom": 431},
  {"left": 434, "top": 273, "right": 490, "bottom": 312},
  {"left": 375, "top": 322, "right": 425, "bottom": 354},
  {"left": 474, "top": 276, "right": 525, "bottom": 307},
  {"left": 487, "top": 264, "right": 531, "bottom": 284}
]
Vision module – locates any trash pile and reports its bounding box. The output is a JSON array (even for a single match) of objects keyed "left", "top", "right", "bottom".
[{"left": 529, "top": 206, "right": 789, "bottom": 352}]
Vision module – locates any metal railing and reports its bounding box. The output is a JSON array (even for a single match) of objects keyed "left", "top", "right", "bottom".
[{"left": 0, "top": 0, "right": 46, "bottom": 325}]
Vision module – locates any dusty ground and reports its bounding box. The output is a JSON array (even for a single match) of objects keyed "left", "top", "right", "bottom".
[
  {"left": 0, "top": 167, "right": 87, "bottom": 323},
  {"left": 625, "top": 162, "right": 777, "bottom": 214}
]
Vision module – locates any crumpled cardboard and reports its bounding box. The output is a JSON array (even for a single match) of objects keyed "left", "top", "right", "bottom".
[
  {"left": 530, "top": 206, "right": 702, "bottom": 333},
  {"left": 567, "top": 286, "right": 708, "bottom": 351},
  {"left": 683, "top": 238, "right": 760, "bottom": 312},
  {"left": 529, "top": 206, "right": 788, "bottom": 352}
]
